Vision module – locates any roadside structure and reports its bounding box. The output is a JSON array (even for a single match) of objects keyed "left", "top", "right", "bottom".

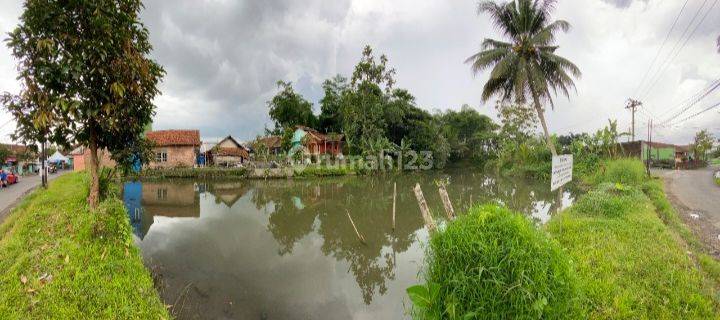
[
  {"left": 211, "top": 135, "right": 250, "bottom": 167},
  {"left": 1, "top": 144, "right": 37, "bottom": 174},
  {"left": 146, "top": 130, "right": 201, "bottom": 168},
  {"left": 620, "top": 140, "right": 696, "bottom": 168},
  {"left": 257, "top": 135, "right": 283, "bottom": 156}
]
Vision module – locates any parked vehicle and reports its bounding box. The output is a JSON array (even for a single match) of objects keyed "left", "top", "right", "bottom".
[{"left": 6, "top": 172, "right": 18, "bottom": 185}]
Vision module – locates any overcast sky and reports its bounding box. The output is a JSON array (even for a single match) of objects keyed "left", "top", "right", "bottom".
[{"left": 1, "top": 0, "right": 719, "bottom": 144}]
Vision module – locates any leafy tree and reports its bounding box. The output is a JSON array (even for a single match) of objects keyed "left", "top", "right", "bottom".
[
  {"left": 268, "top": 81, "right": 317, "bottom": 132},
  {"left": 495, "top": 102, "right": 537, "bottom": 144},
  {"left": 467, "top": 0, "right": 581, "bottom": 156},
  {"left": 340, "top": 46, "right": 394, "bottom": 154},
  {"left": 439, "top": 105, "right": 499, "bottom": 164},
  {"left": 318, "top": 75, "right": 347, "bottom": 133},
  {"left": 6, "top": 0, "right": 165, "bottom": 207},
  {"left": 691, "top": 129, "right": 714, "bottom": 161},
  {"left": 0, "top": 144, "right": 10, "bottom": 164}
]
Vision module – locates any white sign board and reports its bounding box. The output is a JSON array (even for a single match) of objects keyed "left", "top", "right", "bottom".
[{"left": 551, "top": 154, "right": 573, "bottom": 191}]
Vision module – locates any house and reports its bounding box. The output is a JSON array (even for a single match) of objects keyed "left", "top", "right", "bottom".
[
  {"left": 290, "top": 126, "right": 344, "bottom": 157},
  {"left": 211, "top": 135, "right": 250, "bottom": 167},
  {"left": 620, "top": 140, "right": 696, "bottom": 168},
  {"left": 146, "top": 130, "right": 201, "bottom": 168},
  {"left": 256, "top": 135, "right": 283, "bottom": 155},
  {"left": 70, "top": 146, "right": 116, "bottom": 172}
]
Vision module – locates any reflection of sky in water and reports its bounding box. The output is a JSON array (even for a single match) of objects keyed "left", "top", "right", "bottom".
[{"left": 122, "top": 170, "right": 579, "bottom": 319}]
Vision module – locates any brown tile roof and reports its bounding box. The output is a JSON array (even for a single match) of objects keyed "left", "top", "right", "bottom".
[
  {"left": 213, "top": 147, "right": 249, "bottom": 158},
  {"left": 147, "top": 130, "right": 201, "bottom": 147},
  {"left": 295, "top": 125, "right": 344, "bottom": 142},
  {"left": 1, "top": 144, "right": 29, "bottom": 155},
  {"left": 258, "top": 136, "right": 282, "bottom": 149}
]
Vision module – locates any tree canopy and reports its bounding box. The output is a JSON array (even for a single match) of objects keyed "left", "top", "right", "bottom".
[{"left": 5, "top": 0, "right": 164, "bottom": 206}]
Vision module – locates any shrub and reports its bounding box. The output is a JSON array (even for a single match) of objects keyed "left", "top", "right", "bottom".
[
  {"left": 570, "top": 183, "right": 645, "bottom": 218},
  {"left": 136, "top": 167, "right": 247, "bottom": 179},
  {"left": 293, "top": 165, "right": 352, "bottom": 177},
  {"left": 589, "top": 158, "right": 646, "bottom": 186},
  {"left": 409, "top": 205, "right": 582, "bottom": 319}
]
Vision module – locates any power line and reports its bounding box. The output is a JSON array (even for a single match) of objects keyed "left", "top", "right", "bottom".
[
  {"left": 654, "top": 78, "right": 720, "bottom": 119},
  {"left": 659, "top": 79, "right": 720, "bottom": 124},
  {"left": 632, "top": 0, "right": 689, "bottom": 98},
  {"left": 662, "top": 100, "right": 720, "bottom": 127},
  {"left": 640, "top": 0, "right": 718, "bottom": 101}
]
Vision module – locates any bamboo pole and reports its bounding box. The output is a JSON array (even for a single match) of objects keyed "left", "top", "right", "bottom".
[
  {"left": 346, "top": 210, "right": 366, "bottom": 244},
  {"left": 413, "top": 183, "right": 436, "bottom": 232},
  {"left": 438, "top": 184, "right": 455, "bottom": 220},
  {"left": 392, "top": 182, "right": 397, "bottom": 231}
]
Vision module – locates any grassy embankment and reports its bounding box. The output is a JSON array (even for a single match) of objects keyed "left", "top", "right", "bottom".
[
  {"left": 410, "top": 158, "right": 720, "bottom": 319},
  {"left": 0, "top": 173, "right": 169, "bottom": 319}
]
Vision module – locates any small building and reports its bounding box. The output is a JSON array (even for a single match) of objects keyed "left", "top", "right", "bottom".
[
  {"left": 1, "top": 144, "right": 37, "bottom": 174},
  {"left": 290, "top": 126, "right": 344, "bottom": 157},
  {"left": 256, "top": 135, "right": 283, "bottom": 155},
  {"left": 69, "top": 146, "right": 116, "bottom": 172},
  {"left": 620, "top": 140, "right": 695, "bottom": 168},
  {"left": 211, "top": 135, "right": 249, "bottom": 167},
  {"left": 146, "top": 130, "right": 201, "bottom": 169}
]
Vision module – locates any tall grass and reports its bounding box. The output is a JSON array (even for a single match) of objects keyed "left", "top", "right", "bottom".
[
  {"left": 409, "top": 205, "right": 581, "bottom": 319},
  {"left": 586, "top": 158, "right": 646, "bottom": 186}
]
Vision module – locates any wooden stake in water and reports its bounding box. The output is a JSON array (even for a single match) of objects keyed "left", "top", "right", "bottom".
[
  {"left": 346, "top": 210, "right": 366, "bottom": 244},
  {"left": 438, "top": 184, "right": 455, "bottom": 220},
  {"left": 413, "top": 183, "right": 436, "bottom": 232},
  {"left": 392, "top": 182, "right": 397, "bottom": 231}
]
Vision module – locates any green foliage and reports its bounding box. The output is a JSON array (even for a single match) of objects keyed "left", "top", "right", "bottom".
[
  {"left": 570, "top": 183, "right": 644, "bottom": 218},
  {"left": 293, "top": 165, "right": 352, "bottom": 178},
  {"left": 491, "top": 136, "right": 552, "bottom": 179},
  {"left": 318, "top": 75, "right": 347, "bottom": 133},
  {"left": 138, "top": 167, "right": 247, "bottom": 179},
  {"left": 588, "top": 158, "right": 647, "bottom": 186},
  {"left": 268, "top": 80, "right": 317, "bottom": 131},
  {"left": 438, "top": 105, "right": 499, "bottom": 165},
  {"left": 0, "top": 173, "right": 168, "bottom": 318},
  {"left": 547, "top": 175, "right": 720, "bottom": 318},
  {"left": 468, "top": 0, "right": 581, "bottom": 154},
  {"left": 0, "top": 145, "right": 10, "bottom": 163},
  {"left": 411, "top": 205, "right": 581, "bottom": 319},
  {"left": 5, "top": 0, "right": 165, "bottom": 205},
  {"left": 691, "top": 129, "right": 714, "bottom": 161}
]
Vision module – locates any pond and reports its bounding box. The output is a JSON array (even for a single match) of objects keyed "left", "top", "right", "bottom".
[{"left": 122, "top": 169, "right": 577, "bottom": 319}]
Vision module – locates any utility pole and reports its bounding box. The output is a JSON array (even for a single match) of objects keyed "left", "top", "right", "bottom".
[
  {"left": 646, "top": 119, "right": 653, "bottom": 177},
  {"left": 626, "top": 98, "right": 642, "bottom": 141}
]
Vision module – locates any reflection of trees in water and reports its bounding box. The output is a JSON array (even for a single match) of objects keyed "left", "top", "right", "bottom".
[{"left": 241, "top": 170, "right": 576, "bottom": 305}]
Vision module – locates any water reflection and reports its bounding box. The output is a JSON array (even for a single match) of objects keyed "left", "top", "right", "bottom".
[{"left": 123, "top": 169, "right": 578, "bottom": 319}]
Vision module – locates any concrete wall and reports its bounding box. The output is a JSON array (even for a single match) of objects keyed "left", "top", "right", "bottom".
[
  {"left": 148, "top": 146, "right": 197, "bottom": 169},
  {"left": 73, "top": 148, "right": 115, "bottom": 172}
]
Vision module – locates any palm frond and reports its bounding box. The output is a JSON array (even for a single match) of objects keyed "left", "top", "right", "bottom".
[{"left": 465, "top": 47, "right": 511, "bottom": 73}]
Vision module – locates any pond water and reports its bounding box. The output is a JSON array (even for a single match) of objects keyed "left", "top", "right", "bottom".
[{"left": 122, "top": 169, "right": 577, "bottom": 319}]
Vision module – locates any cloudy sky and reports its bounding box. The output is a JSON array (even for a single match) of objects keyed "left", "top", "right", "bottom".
[{"left": 1, "top": 0, "right": 719, "bottom": 144}]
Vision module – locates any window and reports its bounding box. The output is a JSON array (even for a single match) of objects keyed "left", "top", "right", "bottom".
[
  {"left": 155, "top": 150, "right": 168, "bottom": 162},
  {"left": 156, "top": 188, "right": 167, "bottom": 200}
]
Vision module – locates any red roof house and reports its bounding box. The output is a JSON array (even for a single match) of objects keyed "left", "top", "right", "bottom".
[{"left": 146, "top": 130, "right": 201, "bottom": 168}]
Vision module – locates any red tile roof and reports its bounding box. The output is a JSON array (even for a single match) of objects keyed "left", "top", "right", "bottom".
[
  {"left": 147, "top": 130, "right": 201, "bottom": 147},
  {"left": 214, "top": 147, "right": 249, "bottom": 158},
  {"left": 258, "top": 136, "right": 282, "bottom": 149}
]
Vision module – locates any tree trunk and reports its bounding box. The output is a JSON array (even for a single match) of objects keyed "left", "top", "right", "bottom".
[
  {"left": 40, "top": 141, "right": 47, "bottom": 189},
  {"left": 531, "top": 90, "right": 558, "bottom": 157},
  {"left": 87, "top": 134, "right": 100, "bottom": 209}
]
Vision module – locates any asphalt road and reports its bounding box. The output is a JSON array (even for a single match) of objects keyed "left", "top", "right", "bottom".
[
  {"left": 0, "top": 170, "right": 69, "bottom": 223},
  {"left": 655, "top": 166, "right": 720, "bottom": 255}
]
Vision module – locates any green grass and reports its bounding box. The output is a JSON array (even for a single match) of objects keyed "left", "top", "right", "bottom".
[
  {"left": 546, "top": 159, "right": 720, "bottom": 318},
  {"left": 293, "top": 164, "right": 354, "bottom": 178},
  {"left": 0, "top": 173, "right": 169, "bottom": 319},
  {"left": 584, "top": 158, "right": 647, "bottom": 186},
  {"left": 135, "top": 167, "right": 248, "bottom": 179},
  {"left": 410, "top": 205, "right": 582, "bottom": 319}
]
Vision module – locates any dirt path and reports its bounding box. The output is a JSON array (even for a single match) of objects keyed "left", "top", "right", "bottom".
[
  {"left": 654, "top": 166, "right": 720, "bottom": 256},
  {"left": 0, "top": 170, "right": 69, "bottom": 223}
]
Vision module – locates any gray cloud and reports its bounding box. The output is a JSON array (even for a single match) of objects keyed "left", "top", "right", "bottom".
[{"left": 1, "top": 0, "right": 719, "bottom": 144}]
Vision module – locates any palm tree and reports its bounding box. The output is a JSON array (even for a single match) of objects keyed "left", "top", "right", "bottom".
[{"left": 467, "top": 0, "right": 581, "bottom": 156}]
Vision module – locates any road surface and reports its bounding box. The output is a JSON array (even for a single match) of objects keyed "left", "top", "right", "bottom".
[
  {"left": 0, "top": 170, "right": 69, "bottom": 223},
  {"left": 654, "top": 166, "right": 720, "bottom": 255}
]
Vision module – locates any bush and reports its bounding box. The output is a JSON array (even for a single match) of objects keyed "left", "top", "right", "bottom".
[
  {"left": 293, "top": 165, "right": 352, "bottom": 178},
  {"left": 588, "top": 158, "right": 646, "bottom": 186},
  {"left": 409, "top": 205, "right": 581, "bottom": 319},
  {"left": 570, "top": 182, "right": 645, "bottom": 218},
  {"left": 136, "top": 167, "right": 247, "bottom": 179}
]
